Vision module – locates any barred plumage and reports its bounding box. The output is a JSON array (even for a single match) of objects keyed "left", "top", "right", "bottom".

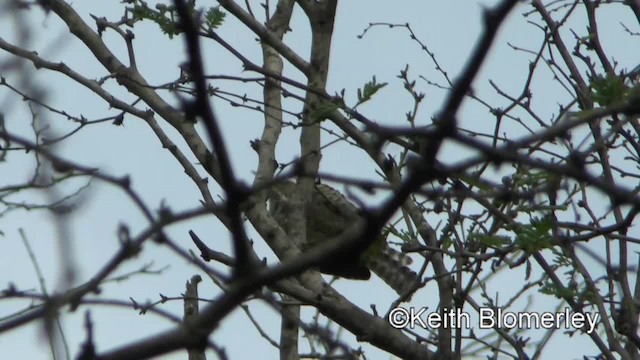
[{"left": 268, "top": 181, "right": 418, "bottom": 294}]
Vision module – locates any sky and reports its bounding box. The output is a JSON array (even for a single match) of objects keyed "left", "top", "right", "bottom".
[{"left": 1, "top": 0, "right": 639, "bottom": 359}]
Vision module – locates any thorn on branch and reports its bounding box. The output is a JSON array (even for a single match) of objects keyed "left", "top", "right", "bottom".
[
  {"left": 249, "top": 138, "right": 261, "bottom": 153},
  {"left": 77, "top": 312, "right": 96, "bottom": 360},
  {"left": 94, "top": 16, "right": 107, "bottom": 36}
]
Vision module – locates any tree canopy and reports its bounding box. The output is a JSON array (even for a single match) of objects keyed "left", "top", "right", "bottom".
[{"left": 1, "top": 1, "right": 640, "bottom": 359}]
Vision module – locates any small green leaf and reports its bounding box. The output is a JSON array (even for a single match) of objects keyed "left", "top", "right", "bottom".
[
  {"left": 514, "top": 217, "right": 553, "bottom": 253},
  {"left": 310, "top": 102, "right": 339, "bottom": 121},
  {"left": 470, "top": 233, "right": 511, "bottom": 248},
  {"left": 591, "top": 74, "right": 628, "bottom": 106},
  {"left": 131, "top": 1, "right": 182, "bottom": 39},
  {"left": 131, "top": 0, "right": 215, "bottom": 39},
  {"left": 355, "top": 76, "right": 388, "bottom": 105},
  {"left": 441, "top": 236, "right": 453, "bottom": 250},
  {"left": 457, "top": 173, "right": 492, "bottom": 191},
  {"left": 204, "top": 6, "right": 225, "bottom": 30}
]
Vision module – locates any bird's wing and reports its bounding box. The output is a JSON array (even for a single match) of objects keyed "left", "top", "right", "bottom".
[{"left": 312, "top": 183, "right": 360, "bottom": 218}]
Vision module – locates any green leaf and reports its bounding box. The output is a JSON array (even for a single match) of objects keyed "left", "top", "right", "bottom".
[
  {"left": 469, "top": 233, "right": 511, "bottom": 248},
  {"left": 457, "top": 172, "right": 492, "bottom": 191},
  {"left": 539, "top": 279, "right": 576, "bottom": 299},
  {"left": 356, "top": 76, "right": 387, "bottom": 106},
  {"left": 591, "top": 74, "right": 628, "bottom": 106},
  {"left": 310, "top": 102, "right": 339, "bottom": 121},
  {"left": 513, "top": 217, "right": 553, "bottom": 253},
  {"left": 204, "top": 6, "right": 226, "bottom": 30},
  {"left": 512, "top": 167, "right": 555, "bottom": 189},
  {"left": 441, "top": 236, "right": 453, "bottom": 250},
  {"left": 130, "top": 1, "right": 222, "bottom": 39},
  {"left": 131, "top": 1, "right": 183, "bottom": 39}
]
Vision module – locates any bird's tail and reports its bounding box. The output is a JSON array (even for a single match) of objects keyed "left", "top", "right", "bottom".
[{"left": 363, "top": 247, "right": 418, "bottom": 295}]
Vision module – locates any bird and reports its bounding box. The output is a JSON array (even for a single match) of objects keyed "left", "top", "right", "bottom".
[{"left": 268, "top": 181, "right": 418, "bottom": 295}]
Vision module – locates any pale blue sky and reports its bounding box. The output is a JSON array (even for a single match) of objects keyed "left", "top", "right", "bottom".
[{"left": 1, "top": 1, "right": 638, "bottom": 359}]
